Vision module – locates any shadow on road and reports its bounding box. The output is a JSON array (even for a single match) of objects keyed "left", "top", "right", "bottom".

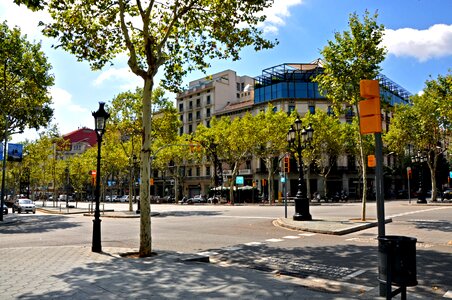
[
  {"left": 155, "top": 210, "right": 223, "bottom": 218},
  {"left": 408, "top": 219, "right": 452, "bottom": 233},
  {"left": 0, "top": 215, "right": 81, "bottom": 234},
  {"left": 203, "top": 242, "right": 451, "bottom": 298}
]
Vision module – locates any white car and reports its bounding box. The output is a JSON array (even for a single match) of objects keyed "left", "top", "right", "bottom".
[
  {"left": 118, "top": 195, "right": 129, "bottom": 202},
  {"left": 12, "top": 199, "right": 36, "bottom": 214}
]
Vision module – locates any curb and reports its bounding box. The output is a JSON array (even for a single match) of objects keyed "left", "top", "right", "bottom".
[{"left": 274, "top": 218, "right": 392, "bottom": 235}]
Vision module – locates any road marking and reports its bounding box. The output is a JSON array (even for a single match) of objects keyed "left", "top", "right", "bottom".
[
  {"left": 265, "top": 238, "right": 284, "bottom": 243},
  {"left": 444, "top": 290, "right": 452, "bottom": 298},
  {"left": 283, "top": 235, "right": 300, "bottom": 239},
  {"left": 197, "top": 251, "right": 219, "bottom": 256},
  {"left": 299, "top": 233, "right": 316, "bottom": 236},
  {"left": 244, "top": 242, "right": 263, "bottom": 246},
  {"left": 389, "top": 206, "right": 450, "bottom": 218},
  {"left": 223, "top": 246, "right": 242, "bottom": 251},
  {"left": 212, "top": 215, "right": 276, "bottom": 219},
  {"left": 342, "top": 269, "right": 368, "bottom": 280}
]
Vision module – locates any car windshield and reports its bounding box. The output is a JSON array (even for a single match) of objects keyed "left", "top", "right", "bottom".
[{"left": 19, "top": 199, "right": 32, "bottom": 204}]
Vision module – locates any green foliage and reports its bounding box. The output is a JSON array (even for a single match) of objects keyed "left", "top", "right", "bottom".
[
  {"left": 0, "top": 21, "right": 54, "bottom": 136},
  {"left": 385, "top": 72, "right": 452, "bottom": 201},
  {"left": 314, "top": 10, "right": 386, "bottom": 110},
  {"left": 39, "top": 0, "right": 276, "bottom": 91}
]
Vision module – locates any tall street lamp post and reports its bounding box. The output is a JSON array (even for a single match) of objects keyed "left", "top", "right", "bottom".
[
  {"left": 287, "top": 117, "right": 314, "bottom": 221},
  {"left": 412, "top": 151, "right": 427, "bottom": 204},
  {"left": 91, "top": 102, "right": 110, "bottom": 253}
]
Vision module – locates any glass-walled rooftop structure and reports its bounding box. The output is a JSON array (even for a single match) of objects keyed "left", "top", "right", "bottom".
[
  {"left": 254, "top": 60, "right": 412, "bottom": 105},
  {"left": 254, "top": 61, "right": 324, "bottom": 103}
]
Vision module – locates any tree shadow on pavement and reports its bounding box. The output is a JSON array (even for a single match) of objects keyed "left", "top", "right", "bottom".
[
  {"left": 0, "top": 215, "right": 81, "bottom": 234},
  {"left": 14, "top": 250, "right": 337, "bottom": 300},
  {"left": 203, "top": 242, "right": 451, "bottom": 299}
]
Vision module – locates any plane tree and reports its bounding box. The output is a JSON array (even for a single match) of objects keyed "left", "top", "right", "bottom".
[
  {"left": 385, "top": 72, "right": 452, "bottom": 201},
  {"left": 303, "top": 110, "right": 347, "bottom": 199},
  {"left": 314, "top": 11, "right": 386, "bottom": 220},
  {"left": 253, "top": 105, "right": 293, "bottom": 204},
  {"left": 18, "top": 0, "right": 276, "bottom": 256}
]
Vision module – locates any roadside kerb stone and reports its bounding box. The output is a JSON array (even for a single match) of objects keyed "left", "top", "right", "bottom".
[{"left": 275, "top": 217, "right": 392, "bottom": 235}]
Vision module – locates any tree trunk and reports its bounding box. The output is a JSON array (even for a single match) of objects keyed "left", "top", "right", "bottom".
[
  {"left": 266, "top": 158, "right": 274, "bottom": 204},
  {"left": 139, "top": 78, "right": 153, "bottom": 257},
  {"left": 428, "top": 151, "right": 438, "bottom": 202}
]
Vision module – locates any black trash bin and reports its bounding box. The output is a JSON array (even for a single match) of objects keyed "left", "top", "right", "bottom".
[{"left": 378, "top": 235, "right": 418, "bottom": 287}]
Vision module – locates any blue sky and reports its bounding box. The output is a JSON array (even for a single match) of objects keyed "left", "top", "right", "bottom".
[{"left": 2, "top": 0, "right": 452, "bottom": 142}]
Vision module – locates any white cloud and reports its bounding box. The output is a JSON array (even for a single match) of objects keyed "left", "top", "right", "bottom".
[
  {"left": 50, "top": 87, "right": 92, "bottom": 134},
  {"left": 93, "top": 67, "right": 143, "bottom": 90},
  {"left": 383, "top": 24, "right": 452, "bottom": 62},
  {"left": 259, "top": 0, "right": 303, "bottom": 34},
  {"left": 0, "top": 1, "right": 51, "bottom": 42}
]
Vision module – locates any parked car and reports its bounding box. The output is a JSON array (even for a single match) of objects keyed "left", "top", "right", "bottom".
[
  {"left": 118, "top": 195, "right": 129, "bottom": 203},
  {"left": 105, "top": 195, "right": 118, "bottom": 202},
  {"left": 182, "top": 195, "right": 207, "bottom": 204},
  {"left": 12, "top": 199, "right": 36, "bottom": 214},
  {"left": 58, "top": 194, "right": 73, "bottom": 201},
  {"left": 442, "top": 189, "right": 452, "bottom": 200},
  {"left": 1, "top": 202, "right": 8, "bottom": 215}
]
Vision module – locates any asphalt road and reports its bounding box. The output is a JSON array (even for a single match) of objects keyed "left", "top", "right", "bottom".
[{"left": 1, "top": 200, "right": 451, "bottom": 298}]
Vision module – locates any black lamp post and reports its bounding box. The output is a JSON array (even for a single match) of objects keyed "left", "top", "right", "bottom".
[
  {"left": 92, "top": 102, "right": 110, "bottom": 253},
  {"left": 287, "top": 117, "right": 314, "bottom": 221},
  {"left": 412, "top": 151, "right": 427, "bottom": 204}
]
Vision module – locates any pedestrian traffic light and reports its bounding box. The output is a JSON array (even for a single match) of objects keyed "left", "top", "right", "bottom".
[{"left": 284, "top": 156, "right": 290, "bottom": 173}]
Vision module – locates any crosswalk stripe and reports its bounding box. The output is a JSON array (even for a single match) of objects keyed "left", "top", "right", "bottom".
[
  {"left": 265, "top": 238, "right": 284, "bottom": 243},
  {"left": 283, "top": 236, "right": 300, "bottom": 239},
  {"left": 299, "top": 233, "right": 316, "bottom": 236}
]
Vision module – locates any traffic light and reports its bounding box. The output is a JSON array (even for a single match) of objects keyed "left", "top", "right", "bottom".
[
  {"left": 284, "top": 156, "right": 290, "bottom": 173},
  {"left": 261, "top": 179, "right": 267, "bottom": 186},
  {"left": 359, "top": 80, "right": 382, "bottom": 135}
]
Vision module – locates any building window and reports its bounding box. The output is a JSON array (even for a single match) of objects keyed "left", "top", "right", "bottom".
[
  {"left": 236, "top": 93, "right": 240, "bottom": 98},
  {"left": 206, "top": 166, "right": 211, "bottom": 176},
  {"left": 188, "top": 124, "right": 193, "bottom": 133},
  {"left": 206, "top": 95, "right": 211, "bottom": 105},
  {"left": 308, "top": 105, "right": 315, "bottom": 114},
  {"left": 206, "top": 108, "right": 210, "bottom": 117},
  {"left": 188, "top": 112, "right": 193, "bottom": 122},
  {"left": 72, "top": 144, "right": 82, "bottom": 151},
  {"left": 196, "top": 111, "right": 201, "bottom": 120},
  {"left": 345, "top": 106, "right": 354, "bottom": 124},
  {"left": 180, "top": 115, "right": 183, "bottom": 122},
  {"left": 236, "top": 83, "right": 241, "bottom": 91},
  {"left": 206, "top": 120, "right": 210, "bottom": 127},
  {"left": 179, "top": 127, "right": 183, "bottom": 135},
  {"left": 196, "top": 167, "right": 201, "bottom": 176},
  {"left": 327, "top": 106, "right": 334, "bottom": 116},
  {"left": 246, "top": 160, "right": 251, "bottom": 169},
  {"left": 188, "top": 168, "right": 192, "bottom": 177},
  {"left": 189, "top": 101, "right": 193, "bottom": 109},
  {"left": 196, "top": 98, "right": 201, "bottom": 108},
  {"left": 272, "top": 106, "right": 277, "bottom": 113},
  {"left": 179, "top": 103, "right": 183, "bottom": 112}
]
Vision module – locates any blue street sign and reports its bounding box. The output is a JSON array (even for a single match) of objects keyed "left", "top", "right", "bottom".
[
  {"left": 281, "top": 177, "right": 286, "bottom": 183},
  {"left": 236, "top": 176, "right": 244, "bottom": 185}
]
